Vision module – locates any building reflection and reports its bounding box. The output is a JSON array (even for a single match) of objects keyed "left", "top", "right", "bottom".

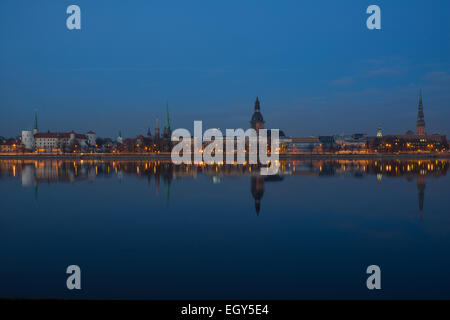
[
  {"left": 251, "top": 176, "right": 264, "bottom": 215},
  {"left": 417, "top": 175, "right": 425, "bottom": 218},
  {"left": 0, "top": 159, "right": 448, "bottom": 217}
]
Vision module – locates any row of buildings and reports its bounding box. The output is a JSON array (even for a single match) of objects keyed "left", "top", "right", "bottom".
[
  {"left": 367, "top": 92, "right": 448, "bottom": 152},
  {"left": 18, "top": 113, "right": 97, "bottom": 152},
  {"left": 116, "top": 104, "right": 173, "bottom": 152},
  {"left": 274, "top": 91, "right": 448, "bottom": 153},
  {"left": 5, "top": 104, "right": 172, "bottom": 153}
]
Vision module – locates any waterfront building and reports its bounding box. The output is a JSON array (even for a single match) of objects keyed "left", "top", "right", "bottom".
[
  {"left": 117, "top": 131, "right": 123, "bottom": 144},
  {"left": 333, "top": 133, "right": 368, "bottom": 151},
  {"left": 318, "top": 136, "right": 336, "bottom": 151},
  {"left": 20, "top": 112, "right": 37, "bottom": 150},
  {"left": 19, "top": 113, "right": 96, "bottom": 151},
  {"left": 86, "top": 131, "right": 97, "bottom": 147},
  {"left": 377, "top": 126, "right": 383, "bottom": 137},
  {"left": 279, "top": 137, "right": 322, "bottom": 153},
  {"left": 369, "top": 133, "right": 448, "bottom": 153},
  {"left": 34, "top": 130, "right": 91, "bottom": 151},
  {"left": 0, "top": 139, "right": 21, "bottom": 152},
  {"left": 368, "top": 92, "right": 448, "bottom": 152}
]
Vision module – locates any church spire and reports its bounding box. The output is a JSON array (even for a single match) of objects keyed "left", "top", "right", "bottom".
[
  {"left": 250, "top": 97, "right": 264, "bottom": 132},
  {"left": 254, "top": 97, "right": 260, "bottom": 112},
  {"left": 155, "top": 118, "right": 160, "bottom": 139},
  {"left": 162, "top": 102, "right": 172, "bottom": 139},
  {"left": 416, "top": 89, "right": 425, "bottom": 136},
  {"left": 33, "top": 110, "right": 38, "bottom": 134},
  {"left": 418, "top": 90, "right": 424, "bottom": 119},
  {"left": 165, "top": 102, "right": 170, "bottom": 131}
]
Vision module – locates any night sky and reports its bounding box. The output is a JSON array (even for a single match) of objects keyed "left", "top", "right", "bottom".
[{"left": 1, "top": 0, "right": 449, "bottom": 138}]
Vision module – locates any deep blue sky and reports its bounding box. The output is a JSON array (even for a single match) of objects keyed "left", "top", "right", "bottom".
[{"left": 1, "top": 0, "right": 449, "bottom": 138}]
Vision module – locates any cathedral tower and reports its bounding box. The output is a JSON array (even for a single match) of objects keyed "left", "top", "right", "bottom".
[{"left": 250, "top": 97, "right": 265, "bottom": 133}]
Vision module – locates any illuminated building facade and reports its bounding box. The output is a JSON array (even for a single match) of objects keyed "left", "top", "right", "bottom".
[
  {"left": 369, "top": 92, "right": 448, "bottom": 152},
  {"left": 377, "top": 126, "right": 382, "bottom": 137},
  {"left": 34, "top": 130, "right": 96, "bottom": 151}
]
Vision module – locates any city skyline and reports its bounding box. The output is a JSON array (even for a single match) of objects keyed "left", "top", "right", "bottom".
[
  {"left": 1, "top": 0, "right": 450, "bottom": 138},
  {"left": 1, "top": 90, "right": 445, "bottom": 141}
]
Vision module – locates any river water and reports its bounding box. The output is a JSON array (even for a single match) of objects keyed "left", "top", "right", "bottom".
[{"left": 0, "top": 159, "right": 449, "bottom": 299}]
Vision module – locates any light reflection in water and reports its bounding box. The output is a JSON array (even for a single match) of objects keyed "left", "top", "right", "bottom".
[
  {"left": 1, "top": 159, "right": 450, "bottom": 299},
  {"left": 0, "top": 159, "right": 448, "bottom": 217}
]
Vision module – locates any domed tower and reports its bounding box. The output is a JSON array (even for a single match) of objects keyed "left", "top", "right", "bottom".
[
  {"left": 416, "top": 90, "right": 426, "bottom": 136},
  {"left": 250, "top": 97, "right": 265, "bottom": 133},
  {"left": 377, "top": 125, "right": 382, "bottom": 137}
]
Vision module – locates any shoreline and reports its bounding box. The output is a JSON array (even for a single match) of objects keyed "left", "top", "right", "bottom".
[{"left": 1, "top": 153, "right": 449, "bottom": 161}]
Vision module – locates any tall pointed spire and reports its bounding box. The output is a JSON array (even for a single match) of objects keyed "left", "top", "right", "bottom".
[
  {"left": 250, "top": 97, "right": 264, "bottom": 132},
  {"left": 33, "top": 110, "right": 38, "bottom": 134},
  {"left": 163, "top": 102, "right": 172, "bottom": 139},
  {"left": 155, "top": 118, "right": 160, "bottom": 139},
  {"left": 418, "top": 89, "right": 424, "bottom": 118},
  {"left": 416, "top": 89, "right": 425, "bottom": 136},
  {"left": 254, "top": 97, "right": 260, "bottom": 112},
  {"left": 164, "top": 102, "right": 170, "bottom": 131}
]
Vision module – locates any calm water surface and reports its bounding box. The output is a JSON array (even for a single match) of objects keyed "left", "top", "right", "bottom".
[{"left": 1, "top": 159, "right": 450, "bottom": 299}]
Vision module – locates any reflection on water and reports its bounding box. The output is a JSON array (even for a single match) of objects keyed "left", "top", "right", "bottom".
[
  {"left": 0, "top": 159, "right": 448, "bottom": 217},
  {"left": 1, "top": 159, "right": 450, "bottom": 299}
]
